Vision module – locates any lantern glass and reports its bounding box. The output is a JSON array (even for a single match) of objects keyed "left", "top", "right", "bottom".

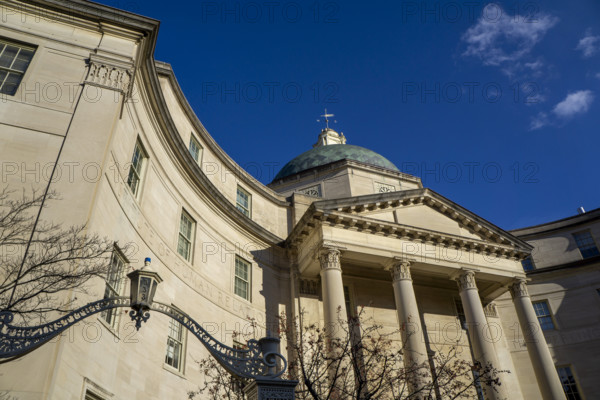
[{"left": 128, "top": 262, "right": 162, "bottom": 309}]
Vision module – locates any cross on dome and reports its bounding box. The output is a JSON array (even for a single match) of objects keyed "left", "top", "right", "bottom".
[{"left": 314, "top": 109, "right": 346, "bottom": 148}]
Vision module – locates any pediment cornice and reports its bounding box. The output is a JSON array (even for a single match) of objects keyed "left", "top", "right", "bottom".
[{"left": 286, "top": 188, "right": 532, "bottom": 260}]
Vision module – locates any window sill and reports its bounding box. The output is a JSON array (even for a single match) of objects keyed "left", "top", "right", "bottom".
[{"left": 163, "top": 363, "right": 186, "bottom": 379}]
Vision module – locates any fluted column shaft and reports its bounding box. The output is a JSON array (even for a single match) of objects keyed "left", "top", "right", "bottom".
[
  {"left": 389, "top": 260, "right": 432, "bottom": 396},
  {"left": 456, "top": 270, "right": 503, "bottom": 400},
  {"left": 510, "top": 279, "right": 566, "bottom": 400}
]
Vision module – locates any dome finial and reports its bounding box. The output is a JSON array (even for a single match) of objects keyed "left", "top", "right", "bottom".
[
  {"left": 317, "top": 108, "right": 336, "bottom": 130},
  {"left": 314, "top": 109, "right": 345, "bottom": 148}
]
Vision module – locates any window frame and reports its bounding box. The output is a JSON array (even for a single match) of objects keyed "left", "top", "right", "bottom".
[
  {"left": 100, "top": 248, "right": 128, "bottom": 330},
  {"left": 556, "top": 365, "right": 583, "bottom": 400},
  {"left": 188, "top": 134, "right": 203, "bottom": 164},
  {"left": 164, "top": 315, "right": 187, "bottom": 373},
  {"left": 234, "top": 256, "right": 251, "bottom": 301},
  {"left": 572, "top": 230, "right": 600, "bottom": 259},
  {"left": 532, "top": 300, "right": 556, "bottom": 331},
  {"left": 236, "top": 186, "right": 252, "bottom": 218},
  {"left": 177, "top": 209, "right": 195, "bottom": 262},
  {"left": 0, "top": 38, "right": 36, "bottom": 96},
  {"left": 126, "top": 138, "right": 147, "bottom": 198}
]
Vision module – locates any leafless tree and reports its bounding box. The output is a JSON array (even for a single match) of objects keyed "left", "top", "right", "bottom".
[
  {"left": 0, "top": 188, "right": 118, "bottom": 324},
  {"left": 189, "top": 308, "right": 506, "bottom": 400}
]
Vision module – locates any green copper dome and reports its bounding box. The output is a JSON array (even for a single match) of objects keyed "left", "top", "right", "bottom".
[{"left": 273, "top": 144, "right": 399, "bottom": 181}]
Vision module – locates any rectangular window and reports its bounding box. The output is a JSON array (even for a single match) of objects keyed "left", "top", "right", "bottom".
[
  {"left": 234, "top": 256, "right": 251, "bottom": 301},
  {"left": 454, "top": 298, "right": 467, "bottom": 330},
  {"left": 84, "top": 391, "right": 104, "bottom": 400},
  {"left": 573, "top": 231, "right": 600, "bottom": 259},
  {"left": 343, "top": 285, "right": 356, "bottom": 319},
  {"left": 521, "top": 256, "right": 535, "bottom": 272},
  {"left": 533, "top": 300, "right": 555, "bottom": 331},
  {"left": 165, "top": 317, "right": 186, "bottom": 372},
  {"left": 236, "top": 186, "right": 251, "bottom": 218},
  {"left": 101, "top": 250, "right": 127, "bottom": 328},
  {"left": 0, "top": 39, "right": 36, "bottom": 96},
  {"left": 177, "top": 210, "right": 195, "bottom": 262},
  {"left": 556, "top": 366, "right": 582, "bottom": 400},
  {"left": 127, "top": 139, "right": 147, "bottom": 196},
  {"left": 189, "top": 135, "right": 203, "bottom": 163}
]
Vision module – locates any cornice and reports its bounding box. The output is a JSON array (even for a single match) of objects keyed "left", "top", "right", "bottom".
[
  {"left": 153, "top": 62, "right": 289, "bottom": 207},
  {"left": 268, "top": 158, "right": 423, "bottom": 189},
  {"left": 312, "top": 189, "right": 531, "bottom": 252},
  {"left": 286, "top": 191, "right": 532, "bottom": 260},
  {"left": 511, "top": 207, "right": 600, "bottom": 238},
  {"left": 141, "top": 58, "right": 286, "bottom": 246},
  {"left": 14, "top": 0, "right": 160, "bottom": 32}
]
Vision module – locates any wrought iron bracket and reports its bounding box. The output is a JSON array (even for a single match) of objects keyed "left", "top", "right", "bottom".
[{"left": 0, "top": 298, "right": 288, "bottom": 380}]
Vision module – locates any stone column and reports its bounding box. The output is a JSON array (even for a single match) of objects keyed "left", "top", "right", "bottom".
[
  {"left": 318, "top": 247, "right": 351, "bottom": 397},
  {"left": 389, "top": 260, "right": 432, "bottom": 396},
  {"left": 455, "top": 270, "right": 504, "bottom": 400},
  {"left": 510, "top": 279, "right": 566, "bottom": 400},
  {"left": 318, "top": 247, "right": 348, "bottom": 338}
]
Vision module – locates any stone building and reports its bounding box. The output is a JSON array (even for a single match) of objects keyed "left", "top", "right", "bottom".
[{"left": 0, "top": 1, "right": 597, "bottom": 399}]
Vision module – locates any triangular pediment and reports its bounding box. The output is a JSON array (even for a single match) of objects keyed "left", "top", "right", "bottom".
[{"left": 293, "top": 189, "right": 531, "bottom": 255}]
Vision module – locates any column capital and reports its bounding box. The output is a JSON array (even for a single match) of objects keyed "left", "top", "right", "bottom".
[
  {"left": 454, "top": 269, "right": 478, "bottom": 292},
  {"left": 318, "top": 247, "right": 342, "bottom": 272},
  {"left": 388, "top": 258, "right": 413, "bottom": 282},
  {"left": 509, "top": 278, "right": 529, "bottom": 299}
]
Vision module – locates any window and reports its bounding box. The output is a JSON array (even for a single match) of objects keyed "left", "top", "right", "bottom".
[
  {"left": 126, "top": 139, "right": 147, "bottom": 196},
  {"left": 343, "top": 286, "right": 356, "bottom": 319},
  {"left": 165, "top": 317, "right": 186, "bottom": 372},
  {"left": 84, "top": 391, "right": 104, "bottom": 400},
  {"left": 236, "top": 186, "right": 251, "bottom": 217},
  {"left": 101, "top": 250, "right": 127, "bottom": 328},
  {"left": 189, "top": 135, "right": 203, "bottom": 163},
  {"left": 234, "top": 256, "right": 251, "bottom": 300},
  {"left": 556, "top": 366, "right": 582, "bottom": 400},
  {"left": 573, "top": 231, "right": 600, "bottom": 259},
  {"left": 533, "top": 301, "right": 555, "bottom": 331},
  {"left": 521, "top": 256, "right": 535, "bottom": 272},
  {"left": 454, "top": 298, "right": 467, "bottom": 330},
  {"left": 0, "top": 39, "right": 35, "bottom": 96},
  {"left": 177, "top": 210, "right": 195, "bottom": 261}
]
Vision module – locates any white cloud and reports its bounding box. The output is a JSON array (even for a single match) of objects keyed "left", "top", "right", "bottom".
[
  {"left": 552, "top": 90, "right": 595, "bottom": 118},
  {"left": 596, "top": 72, "right": 600, "bottom": 80},
  {"left": 576, "top": 32, "right": 600, "bottom": 58},
  {"left": 529, "top": 112, "right": 549, "bottom": 130},
  {"left": 462, "top": 4, "right": 558, "bottom": 69}
]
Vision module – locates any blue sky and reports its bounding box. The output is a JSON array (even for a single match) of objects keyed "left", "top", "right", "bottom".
[{"left": 102, "top": 0, "right": 599, "bottom": 230}]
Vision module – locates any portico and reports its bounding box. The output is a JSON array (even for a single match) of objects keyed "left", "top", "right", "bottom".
[{"left": 287, "top": 189, "right": 565, "bottom": 399}]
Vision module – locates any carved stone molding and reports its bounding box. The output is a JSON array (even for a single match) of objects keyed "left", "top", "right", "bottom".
[
  {"left": 456, "top": 270, "right": 478, "bottom": 292},
  {"left": 85, "top": 57, "right": 133, "bottom": 93},
  {"left": 484, "top": 302, "right": 498, "bottom": 318},
  {"left": 318, "top": 248, "right": 342, "bottom": 272},
  {"left": 390, "top": 260, "right": 412, "bottom": 282},
  {"left": 509, "top": 278, "right": 529, "bottom": 298}
]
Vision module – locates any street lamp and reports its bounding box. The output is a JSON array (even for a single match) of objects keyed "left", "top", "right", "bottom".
[
  {"left": 0, "top": 257, "right": 297, "bottom": 399},
  {"left": 127, "top": 257, "right": 162, "bottom": 329}
]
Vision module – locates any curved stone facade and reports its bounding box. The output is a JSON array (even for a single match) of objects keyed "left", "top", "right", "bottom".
[{"left": 0, "top": 1, "right": 594, "bottom": 400}]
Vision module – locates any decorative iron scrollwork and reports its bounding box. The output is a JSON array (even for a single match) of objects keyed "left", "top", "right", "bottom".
[
  {"left": 150, "top": 302, "right": 287, "bottom": 380},
  {"left": 0, "top": 297, "right": 131, "bottom": 361},
  {"left": 0, "top": 298, "right": 287, "bottom": 380}
]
